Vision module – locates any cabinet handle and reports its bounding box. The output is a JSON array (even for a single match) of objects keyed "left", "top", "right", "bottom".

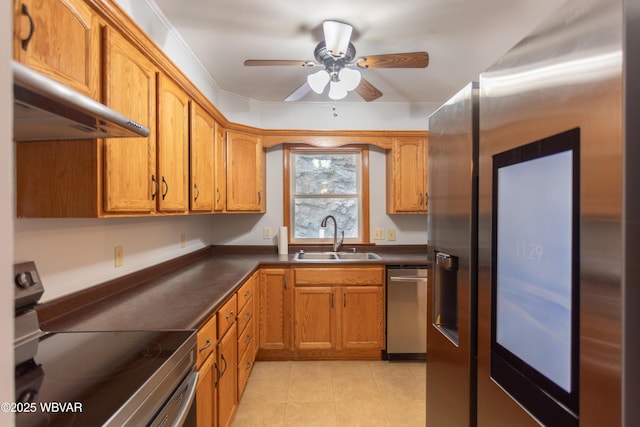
[
  {"left": 193, "top": 183, "right": 200, "bottom": 202},
  {"left": 419, "top": 192, "right": 424, "bottom": 206},
  {"left": 245, "top": 334, "right": 252, "bottom": 343},
  {"left": 225, "top": 310, "right": 235, "bottom": 319},
  {"left": 198, "top": 338, "right": 212, "bottom": 352},
  {"left": 162, "top": 176, "right": 169, "bottom": 200},
  {"left": 216, "top": 188, "right": 221, "bottom": 203},
  {"left": 284, "top": 275, "right": 288, "bottom": 290},
  {"left": 244, "top": 312, "right": 252, "bottom": 320},
  {"left": 245, "top": 361, "right": 252, "bottom": 372},
  {"left": 343, "top": 293, "right": 347, "bottom": 308},
  {"left": 244, "top": 290, "right": 252, "bottom": 298},
  {"left": 331, "top": 293, "right": 334, "bottom": 308},
  {"left": 20, "top": 4, "right": 35, "bottom": 51},
  {"left": 151, "top": 175, "right": 158, "bottom": 200},
  {"left": 220, "top": 353, "right": 228, "bottom": 376},
  {"left": 257, "top": 191, "right": 261, "bottom": 205},
  {"left": 425, "top": 192, "right": 429, "bottom": 207},
  {"left": 214, "top": 361, "right": 221, "bottom": 386}
]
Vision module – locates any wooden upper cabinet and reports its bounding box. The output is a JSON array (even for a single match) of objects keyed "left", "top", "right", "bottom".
[
  {"left": 102, "top": 27, "right": 157, "bottom": 214},
  {"left": 214, "top": 122, "right": 227, "bottom": 212},
  {"left": 190, "top": 102, "right": 216, "bottom": 212},
  {"left": 387, "top": 137, "right": 429, "bottom": 213},
  {"left": 157, "top": 74, "right": 189, "bottom": 213},
  {"left": 226, "top": 130, "right": 264, "bottom": 212},
  {"left": 13, "top": 0, "right": 100, "bottom": 99}
]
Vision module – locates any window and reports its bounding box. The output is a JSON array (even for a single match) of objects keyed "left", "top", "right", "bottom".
[{"left": 284, "top": 145, "right": 370, "bottom": 244}]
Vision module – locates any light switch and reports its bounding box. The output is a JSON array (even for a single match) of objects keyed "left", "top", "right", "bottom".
[
  {"left": 373, "top": 228, "right": 385, "bottom": 240},
  {"left": 387, "top": 229, "right": 397, "bottom": 241},
  {"left": 263, "top": 227, "right": 272, "bottom": 239}
]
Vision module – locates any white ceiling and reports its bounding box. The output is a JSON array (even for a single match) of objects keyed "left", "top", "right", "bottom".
[{"left": 151, "top": 0, "right": 566, "bottom": 105}]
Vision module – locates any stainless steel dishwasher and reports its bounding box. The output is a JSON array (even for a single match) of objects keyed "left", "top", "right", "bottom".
[{"left": 385, "top": 265, "right": 429, "bottom": 360}]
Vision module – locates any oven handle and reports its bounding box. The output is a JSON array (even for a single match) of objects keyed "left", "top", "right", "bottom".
[{"left": 171, "top": 370, "right": 199, "bottom": 427}]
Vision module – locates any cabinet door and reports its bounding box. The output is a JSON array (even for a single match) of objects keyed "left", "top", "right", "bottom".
[
  {"left": 387, "top": 137, "right": 428, "bottom": 213},
  {"left": 190, "top": 102, "right": 215, "bottom": 212},
  {"left": 158, "top": 74, "right": 189, "bottom": 213},
  {"left": 213, "top": 122, "right": 227, "bottom": 212},
  {"left": 259, "top": 268, "right": 292, "bottom": 350},
  {"left": 294, "top": 287, "right": 336, "bottom": 350},
  {"left": 341, "top": 286, "right": 385, "bottom": 349},
  {"left": 217, "top": 323, "right": 237, "bottom": 427},
  {"left": 102, "top": 28, "right": 156, "bottom": 214},
  {"left": 226, "top": 130, "right": 263, "bottom": 212},
  {"left": 196, "top": 352, "right": 217, "bottom": 427},
  {"left": 13, "top": 0, "right": 100, "bottom": 99}
]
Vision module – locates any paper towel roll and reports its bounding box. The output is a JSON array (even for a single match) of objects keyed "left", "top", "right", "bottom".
[{"left": 278, "top": 226, "right": 288, "bottom": 255}]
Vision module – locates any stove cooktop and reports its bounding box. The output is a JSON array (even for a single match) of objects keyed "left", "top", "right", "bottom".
[{"left": 15, "top": 329, "right": 195, "bottom": 427}]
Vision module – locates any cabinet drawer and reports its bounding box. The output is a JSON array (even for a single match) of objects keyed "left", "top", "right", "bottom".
[
  {"left": 237, "top": 342, "right": 254, "bottom": 400},
  {"left": 217, "top": 295, "right": 237, "bottom": 337},
  {"left": 294, "top": 267, "right": 384, "bottom": 286},
  {"left": 237, "top": 316, "right": 254, "bottom": 359},
  {"left": 237, "top": 295, "right": 254, "bottom": 335},
  {"left": 196, "top": 314, "right": 217, "bottom": 368},
  {"left": 237, "top": 277, "right": 255, "bottom": 311}
]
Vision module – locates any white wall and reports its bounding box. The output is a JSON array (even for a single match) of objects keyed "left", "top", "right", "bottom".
[
  {"left": 14, "top": 216, "right": 212, "bottom": 303},
  {"left": 2, "top": 0, "right": 14, "bottom": 422}
]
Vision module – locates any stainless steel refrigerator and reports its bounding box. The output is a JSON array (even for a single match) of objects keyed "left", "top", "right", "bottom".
[
  {"left": 426, "top": 82, "right": 479, "bottom": 427},
  {"left": 427, "top": 0, "right": 640, "bottom": 424}
]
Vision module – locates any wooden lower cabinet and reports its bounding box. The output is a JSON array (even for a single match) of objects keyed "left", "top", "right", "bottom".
[
  {"left": 196, "top": 351, "right": 217, "bottom": 427},
  {"left": 195, "top": 314, "right": 218, "bottom": 427},
  {"left": 341, "top": 286, "right": 385, "bottom": 349},
  {"left": 294, "top": 287, "right": 336, "bottom": 350},
  {"left": 258, "top": 268, "right": 293, "bottom": 351},
  {"left": 217, "top": 322, "right": 237, "bottom": 427},
  {"left": 257, "top": 266, "right": 385, "bottom": 360}
]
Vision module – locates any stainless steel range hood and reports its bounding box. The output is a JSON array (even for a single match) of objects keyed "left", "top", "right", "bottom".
[{"left": 12, "top": 60, "right": 150, "bottom": 141}]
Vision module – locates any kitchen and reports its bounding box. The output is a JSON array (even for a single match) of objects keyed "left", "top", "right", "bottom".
[{"left": 3, "top": 0, "right": 640, "bottom": 426}]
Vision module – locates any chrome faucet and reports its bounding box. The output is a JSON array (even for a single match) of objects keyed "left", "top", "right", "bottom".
[{"left": 320, "top": 215, "right": 344, "bottom": 252}]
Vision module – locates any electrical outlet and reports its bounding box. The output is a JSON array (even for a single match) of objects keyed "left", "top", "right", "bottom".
[
  {"left": 373, "top": 228, "right": 385, "bottom": 240},
  {"left": 387, "top": 228, "right": 397, "bottom": 241},
  {"left": 114, "top": 245, "right": 123, "bottom": 268},
  {"left": 181, "top": 233, "right": 186, "bottom": 248},
  {"left": 263, "top": 227, "right": 272, "bottom": 239}
]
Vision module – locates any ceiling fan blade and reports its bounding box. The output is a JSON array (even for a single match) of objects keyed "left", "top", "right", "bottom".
[
  {"left": 355, "top": 77, "right": 383, "bottom": 102},
  {"left": 244, "top": 60, "right": 315, "bottom": 67},
  {"left": 285, "top": 82, "right": 311, "bottom": 102},
  {"left": 356, "top": 52, "right": 429, "bottom": 69}
]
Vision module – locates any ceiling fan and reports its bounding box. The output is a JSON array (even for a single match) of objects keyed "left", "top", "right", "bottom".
[{"left": 244, "top": 20, "right": 429, "bottom": 102}]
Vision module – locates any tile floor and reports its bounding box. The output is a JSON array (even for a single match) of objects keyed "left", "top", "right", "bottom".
[{"left": 231, "top": 360, "right": 426, "bottom": 427}]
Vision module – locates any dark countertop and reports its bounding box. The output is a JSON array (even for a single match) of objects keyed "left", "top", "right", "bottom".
[{"left": 36, "top": 245, "right": 429, "bottom": 332}]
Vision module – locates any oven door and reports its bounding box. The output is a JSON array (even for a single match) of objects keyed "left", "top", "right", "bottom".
[{"left": 149, "top": 369, "right": 198, "bottom": 427}]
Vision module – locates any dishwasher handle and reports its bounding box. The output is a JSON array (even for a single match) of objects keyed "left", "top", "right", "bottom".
[{"left": 388, "top": 276, "right": 428, "bottom": 283}]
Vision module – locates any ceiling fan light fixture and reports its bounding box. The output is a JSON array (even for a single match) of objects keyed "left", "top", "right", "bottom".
[
  {"left": 307, "top": 69, "right": 330, "bottom": 93},
  {"left": 339, "top": 67, "right": 361, "bottom": 91},
  {"left": 323, "top": 20, "right": 353, "bottom": 57},
  {"left": 328, "top": 80, "right": 348, "bottom": 100}
]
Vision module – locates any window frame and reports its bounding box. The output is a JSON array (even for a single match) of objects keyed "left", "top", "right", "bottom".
[{"left": 283, "top": 144, "right": 370, "bottom": 245}]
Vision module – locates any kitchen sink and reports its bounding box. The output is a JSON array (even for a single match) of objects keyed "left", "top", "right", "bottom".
[
  {"left": 335, "top": 252, "right": 382, "bottom": 260},
  {"left": 293, "top": 251, "right": 382, "bottom": 261},
  {"left": 294, "top": 252, "right": 339, "bottom": 260}
]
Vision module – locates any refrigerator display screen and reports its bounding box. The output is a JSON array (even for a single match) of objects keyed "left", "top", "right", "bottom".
[{"left": 491, "top": 128, "right": 579, "bottom": 424}]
